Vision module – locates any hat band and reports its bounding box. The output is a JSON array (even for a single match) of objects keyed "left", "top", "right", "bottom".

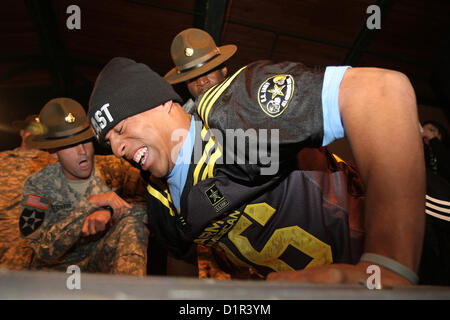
[
  {"left": 177, "top": 51, "right": 221, "bottom": 75},
  {"left": 45, "top": 125, "right": 92, "bottom": 140}
]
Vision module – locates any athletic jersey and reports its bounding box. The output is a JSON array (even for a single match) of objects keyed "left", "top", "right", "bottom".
[{"left": 146, "top": 61, "right": 365, "bottom": 277}]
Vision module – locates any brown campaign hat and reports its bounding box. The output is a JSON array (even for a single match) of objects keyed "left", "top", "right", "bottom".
[
  {"left": 26, "top": 98, "right": 95, "bottom": 149},
  {"left": 12, "top": 114, "right": 40, "bottom": 131},
  {"left": 164, "top": 28, "right": 237, "bottom": 84}
]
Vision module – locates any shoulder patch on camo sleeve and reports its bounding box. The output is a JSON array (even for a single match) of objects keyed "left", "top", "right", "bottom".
[
  {"left": 25, "top": 194, "right": 50, "bottom": 210},
  {"left": 257, "top": 74, "right": 294, "bottom": 118},
  {"left": 19, "top": 208, "right": 45, "bottom": 236}
]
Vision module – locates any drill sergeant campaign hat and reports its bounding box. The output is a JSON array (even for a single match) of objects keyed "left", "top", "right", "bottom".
[
  {"left": 164, "top": 28, "right": 237, "bottom": 84},
  {"left": 26, "top": 98, "right": 95, "bottom": 149},
  {"left": 88, "top": 57, "right": 182, "bottom": 146},
  {"left": 12, "top": 114, "right": 40, "bottom": 132}
]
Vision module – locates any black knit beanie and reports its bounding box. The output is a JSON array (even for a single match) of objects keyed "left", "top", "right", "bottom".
[{"left": 88, "top": 57, "right": 182, "bottom": 145}]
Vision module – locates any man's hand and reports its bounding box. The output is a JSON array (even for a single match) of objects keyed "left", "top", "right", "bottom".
[
  {"left": 266, "top": 263, "right": 412, "bottom": 286},
  {"left": 81, "top": 209, "right": 112, "bottom": 237},
  {"left": 87, "top": 192, "right": 132, "bottom": 220}
]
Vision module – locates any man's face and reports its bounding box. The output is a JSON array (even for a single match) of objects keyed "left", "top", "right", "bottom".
[
  {"left": 422, "top": 123, "right": 442, "bottom": 145},
  {"left": 104, "top": 105, "right": 174, "bottom": 178},
  {"left": 56, "top": 140, "right": 95, "bottom": 180},
  {"left": 186, "top": 66, "right": 227, "bottom": 98}
]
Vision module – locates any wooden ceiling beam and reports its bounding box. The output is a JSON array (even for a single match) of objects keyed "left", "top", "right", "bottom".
[
  {"left": 342, "top": 0, "right": 395, "bottom": 66},
  {"left": 193, "top": 0, "right": 229, "bottom": 44},
  {"left": 24, "top": 0, "right": 76, "bottom": 95}
]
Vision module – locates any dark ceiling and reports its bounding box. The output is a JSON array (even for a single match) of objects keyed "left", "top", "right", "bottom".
[{"left": 1, "top": 0, "right": 449, "bottom": 150}]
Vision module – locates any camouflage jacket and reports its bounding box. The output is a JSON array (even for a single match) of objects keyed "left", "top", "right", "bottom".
[
  {"left": 0, "top": 148, "right": 56, "bottom": 219},
  {"left": 0, "top": 148, "right": 56, "bottom": 268},
  {"left": 20, "top": 155, "right": 147, "bottom": 269}
]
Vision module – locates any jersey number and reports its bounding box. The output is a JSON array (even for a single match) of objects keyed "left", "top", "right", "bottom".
[{"left": 223, "top": 202, "right": 333, "bottom": 272}]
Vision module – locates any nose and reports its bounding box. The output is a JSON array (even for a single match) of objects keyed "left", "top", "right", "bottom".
[
  {"left": 110, "top": 136, "right": 126, "bottom": 158},
  {"left": 196, "top": 75, "right": 209, "bottom": 86},
  {"left": 77, "top": 143, "right": 87, "bottom": 154}
]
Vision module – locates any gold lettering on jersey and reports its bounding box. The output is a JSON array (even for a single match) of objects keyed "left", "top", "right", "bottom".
[
  {"left": 194, "top": 210, "right": 241, "bottom": 246},
  {"left": 257, "top": 74, "right": 294, "bottom": 118},
  {"left": 226, "top": 202, "right": 333, "bottom": 272}
]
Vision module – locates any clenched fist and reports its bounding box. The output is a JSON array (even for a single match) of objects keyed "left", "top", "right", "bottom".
[
  {"left": 81, "top": 209, "right": 112, "bottom": 237},
  {"left": 87, "top": 192, "right": 131, "bottom": 220}
]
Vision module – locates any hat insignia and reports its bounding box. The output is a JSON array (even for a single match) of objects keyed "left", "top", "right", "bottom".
[
  {"left": 65, "top": 113, "right": 76, "bottom": 123},
  {"left": 185, "top": 47, "right": 194, "bottom": 57}
]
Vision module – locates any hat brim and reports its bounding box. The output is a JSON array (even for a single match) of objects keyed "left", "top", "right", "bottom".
[
  {"left": 12, "top": 120, "right": 28, "bottom": 131},
  {"left": 25, "top": 126, "right": 96, "bottom": 150},
  {"left": 164, "top": 45, "right": 237, "bottom": 84}
]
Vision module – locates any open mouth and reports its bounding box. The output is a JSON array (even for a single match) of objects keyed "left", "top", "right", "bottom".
[
  {"left": 79, "top": 159, "right": 89, "bottom": 170},
  {"left": 133, "top": 146, "right": 149, "bottom": 168}
]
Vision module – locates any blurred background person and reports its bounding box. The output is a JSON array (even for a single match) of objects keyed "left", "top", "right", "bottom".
[
  {"left": 422, "top": 120, "right": 450, "bottom": 182},
  {"left": 0, "top": 114, "right": 56, "bottom": 270},
  {"left": 419, "top": 120, "right": 450, "bottom": 286}
]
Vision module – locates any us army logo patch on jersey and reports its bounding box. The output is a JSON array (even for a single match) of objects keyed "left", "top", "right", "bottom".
[
  {"left": 258, "top": 74, "right": 294, "bottom": 117},
  {"left": 19, "top": 208, "right": 45, "bottom": 236},
  {"left": 205, "top": 184, "right": 230, "bottom": 212}
]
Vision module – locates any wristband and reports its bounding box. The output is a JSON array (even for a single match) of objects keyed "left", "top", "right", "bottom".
[{"left": 360, "top": 253, "right": 419, "bottom": 285}]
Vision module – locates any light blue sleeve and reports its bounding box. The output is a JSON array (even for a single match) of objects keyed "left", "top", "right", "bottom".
[{"left": 321, "top": 66, "right": 351, "bottom": 146}]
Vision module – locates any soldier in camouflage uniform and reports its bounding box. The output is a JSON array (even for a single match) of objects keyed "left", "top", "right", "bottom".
[
  {"left": 19, "top": 98, "right": 148, "bottom": 276},
  {"left": 0, "top": 115, "right": 56, "bottom": 270}
]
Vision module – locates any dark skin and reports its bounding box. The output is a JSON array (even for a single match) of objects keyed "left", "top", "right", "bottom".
[
  {"left": 422, "top": 123, "right": 442, "bottom": 145},
  {"left": 186, "top": 66, "right": 228, "bottom": 99}
]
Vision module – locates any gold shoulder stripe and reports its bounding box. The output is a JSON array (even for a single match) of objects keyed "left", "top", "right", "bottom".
[
  {"left": 206, "top": 143, "right": 222, "bottom": 179},
  {"left": 204, "top": 65, "right": 247, "bottom": 128},
  {"left": 193, "top": 132, "right": 216, "bottom": 185},
  {"left": 332, "top": 153, "right": 345, "bottom": 163},
  {"left": 197, "top": 83, "right": 218, "bottom": 116},
  {"left": 147, "top": 184, "right": 175, "bottom": 217}
]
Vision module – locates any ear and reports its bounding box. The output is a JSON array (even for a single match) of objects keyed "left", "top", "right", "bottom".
[
  {"left": 221, "top": 66, "right": 228, "bottom": 77},
  {"left": 48, "top": 149, "right": 58, "bottom": 159},
  {"left": 162, "top": 100, "right": 175, "bottom": 113}
]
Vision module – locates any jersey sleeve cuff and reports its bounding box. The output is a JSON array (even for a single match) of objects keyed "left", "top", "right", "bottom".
[{"left": 321, "top": 66, "right": 351, "bottom": 146}]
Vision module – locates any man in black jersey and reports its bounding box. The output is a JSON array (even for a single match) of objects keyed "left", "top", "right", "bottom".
[{"left": 88, "top": 56, "right": 425, "bottom": 286}]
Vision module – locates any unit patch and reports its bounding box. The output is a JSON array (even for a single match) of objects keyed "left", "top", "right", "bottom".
[
  {"left": 257, "top": 74, "right": 294, "bottom": 117},
  {"left": 204, "top": 184, "right": 230, "bottom": 212},
  {"left": 19, "top": 208, "right": 45, "bottom": 236}
]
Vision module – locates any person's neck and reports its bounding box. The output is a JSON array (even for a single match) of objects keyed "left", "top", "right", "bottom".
[{"left": 167, "top": 114, "right": 193, "bottom": 172}]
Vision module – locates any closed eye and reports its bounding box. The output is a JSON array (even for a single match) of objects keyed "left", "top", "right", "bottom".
[{"left": 117, "top": 119, "right": 126, "bottom": 135}]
